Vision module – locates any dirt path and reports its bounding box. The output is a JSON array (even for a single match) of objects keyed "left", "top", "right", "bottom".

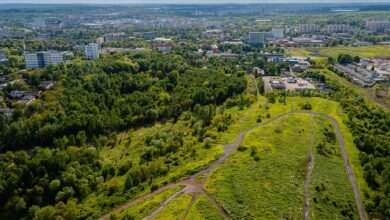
[
  {"left": 294, "top": 111, "right": 366, "bottom": 220},
  {"left": 303, "top": 116, "right": 315, "bottom": 220},
  {"left": 143, "top": 188, "right": 185, "bottom": 220},
  {"left": 98, "top": 111, "right": 365, "bottom": 220}
]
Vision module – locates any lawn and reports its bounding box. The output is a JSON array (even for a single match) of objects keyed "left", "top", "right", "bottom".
[
  {"left": 309, "top": 117, "right": 358, "bottom": 219},
  {"left": 204, "top": 114, "right": 313, "bottom": 219}
]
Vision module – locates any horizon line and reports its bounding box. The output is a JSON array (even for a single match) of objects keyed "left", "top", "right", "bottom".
[{"left": 1, "top": 2, "right": 390, "bottom": 5}]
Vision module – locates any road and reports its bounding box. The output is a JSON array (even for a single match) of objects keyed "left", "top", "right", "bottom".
[{"left": 97, "top": 111, "right": 365, "bottom": 220}]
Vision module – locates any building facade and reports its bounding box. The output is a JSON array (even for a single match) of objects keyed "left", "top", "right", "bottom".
[
  {"left": 327, "top": 24, "right": 351, "bottom": 33},
  {"left": 248, "top": 32, "right": 265, "bottom": 48},
  {"left": 24, "top": 51, "right": 65, "bottom": 70},
  {"left": 366, "top": 20, "right": 390, "bottom": 33},
  {"left": 297, "top": 24, "right": 321, "bottom": 33},
  {"left": 85, "top": 43, "right": 100, "bottom": 60}
]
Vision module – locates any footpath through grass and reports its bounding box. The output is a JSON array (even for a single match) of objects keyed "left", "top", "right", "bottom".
[
  {"left": 205, "top": 114, "right": 313, "bottom": 219},
  {"left": 309, "top": 117, "right": 358, "bottom": 219},
  {"left": 186, "top": 195, "right": 224, "bottom": 220},
  {"left": 151, "top": 193, "right": 193, "bottom": 220},
  {"left": 114, "top": 186, "right": 182, "bottom": 220}
]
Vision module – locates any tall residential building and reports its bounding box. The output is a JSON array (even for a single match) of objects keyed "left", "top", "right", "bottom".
[
  {"left": 24, "top": 51, "right": 65, "bottom": 70},
  {"left": 248, "top": 32, "right": 265, "bottom": 48},
  {"left": 85, "top": 43, "right": 100, "bottom": 60},
  {"left": 297, "top": 24, "right": 321, "bottom": 33},
  {"left": 327, "top": 24, "right": 351, "bottom": 33},
  {"left": 366, "top": 20, "right": 390, "bottom": 32}
]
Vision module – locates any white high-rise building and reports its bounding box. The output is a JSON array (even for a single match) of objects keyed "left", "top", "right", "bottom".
[
  {"left": 297, "top": 24, "right": 321, "bottom": 33},
  {"left": 24, "top": 51, "right": 65, "bottom": 70},
  {"left": 366, "top": 20, "right": 390, "bottom": 32},
  {"left": 85, "top": 43, "right": 100, "bottom": 60}
]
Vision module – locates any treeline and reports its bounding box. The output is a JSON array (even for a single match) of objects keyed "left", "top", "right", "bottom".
[
  {"left": 307, "top": 69, "right": 389, "bottom": 218},
  {"left": 0, "top": 51, "right": 248, "bottom": 219},
  {"left": 0, "top": 147, "right": 101, "bottom": 219},
  {"left": 0, "top": 52, "right": 246, "bottom": 151}
]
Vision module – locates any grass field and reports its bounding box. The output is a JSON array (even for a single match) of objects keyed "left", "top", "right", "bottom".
[
  {"left": 82, "top": 116, "right": 224, "bottom": 218},
  {"left": 309, "top": 117, "right": 358, "bottom": 219},
  {"left": 88, "top": 93, "right": 366, "bottom": 219},
  {"left": 151, "top": 193, "right": 194, "bottom": 219},
  {"left": 214, "top": 97, "right": 366, "bottom": 206},
  {"left": 204, "top": 114, "right": 313, "bottom": 219},
  {"left": 285, "top": 45, "right": 390, "bottom": 59},
  {"left": 317, "top": 45, "right": 390, "bottom": 59},
  {"left": 115, "top": 186, "right": 182, "bottom": 220},
  {"left": 186, "top": 195, "right": 224, "bottom": 220}
]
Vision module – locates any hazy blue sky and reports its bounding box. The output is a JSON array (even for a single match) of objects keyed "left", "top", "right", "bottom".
[{"left": 0, "top": 0, "right": 390, "bottom": 4}]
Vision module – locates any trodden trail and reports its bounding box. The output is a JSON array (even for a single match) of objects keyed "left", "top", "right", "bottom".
[
  {"left": 303, "top": 116, "right": 315, "bottom": 220},
  {"left": 97, "top": 111, "right": 365, "bottom": 220}
]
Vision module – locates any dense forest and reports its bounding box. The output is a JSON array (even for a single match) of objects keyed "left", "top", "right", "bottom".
[
  {"left": 0, "top": 52, "right": 246, "bottom": 150},
  {"left": 325, "top": 70, "right": 390, "bottom": 218},
  {"left": 0, "top": 51, "right": 247, "bottom": 219},
  {"left": 0, "top": 50, "right": 389, "bottom": 219}
]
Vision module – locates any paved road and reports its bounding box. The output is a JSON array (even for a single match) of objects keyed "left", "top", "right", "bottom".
[{"left": 97, "top": 111, "right": 365, "bottom": 220}]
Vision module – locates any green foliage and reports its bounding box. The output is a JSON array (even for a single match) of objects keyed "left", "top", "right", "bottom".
[{"left": 0, "top": 52, "right": 246, "bottom": 151}]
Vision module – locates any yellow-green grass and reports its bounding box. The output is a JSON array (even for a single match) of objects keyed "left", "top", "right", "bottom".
[
  {"left": 208, "top": 97, "right": 367, "bottom": 218},
  {"left": 85, "top": 95, "right": 366, "bottom": 219},
  {"left": 309, "top": 117, "right": 358, "bottom": 219},
  {"left": 220, "top": 96, "right": 342, "bottom": 143},
  {"left": 116, "top": 186, "right": 183, "bottom": 220},
  {"left": 285, "top": 48, "right": 314, "bottom": 57},
  {"left": 82, "top": 117, "right": 224, "bottom": 217},
  {"left": 318, "top": 45, "right": 390, "bottom": 59},
  {"left": 151, "top": 193, "right": 194, "bottom": 220},
  {"left": 205, "top": 114, "right": 313, "bottom": 219},
  {"left": 224, "top": 97, "right": 365, "bottom": 199},
  {"left": 287, "top": 45, "right": 390, "bottom": 59},
  {"left": 186, "top": 195, "right": 224, "bottom": 220}
]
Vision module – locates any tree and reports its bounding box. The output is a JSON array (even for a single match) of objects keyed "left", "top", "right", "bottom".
[
  {"left": 337, "top": 54, "right": 353, "bottom": 64},
  {"left": 125, "top": 174, "right": 134, "bottom": 190}
]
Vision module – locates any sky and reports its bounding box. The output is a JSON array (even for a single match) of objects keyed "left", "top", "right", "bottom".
[{"left": 1, "top": 0, "right": 390, "bottom": 4}]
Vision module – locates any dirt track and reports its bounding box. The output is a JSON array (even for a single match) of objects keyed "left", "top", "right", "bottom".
[
  {"left": 97, "top": 111, "right": 365, "bottom": 220},
  {"left": 304, "top": 116, "right": 315, "bottom": 220}
]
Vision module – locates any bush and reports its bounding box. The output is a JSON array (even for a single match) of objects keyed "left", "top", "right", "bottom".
[{"left": 237, "top": 146, "right": 248, "bottom": 152}]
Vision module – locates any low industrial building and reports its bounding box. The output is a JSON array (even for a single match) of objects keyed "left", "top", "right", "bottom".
[{"left": 264, "top": 77, "right": 316, "bottom": 92}]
